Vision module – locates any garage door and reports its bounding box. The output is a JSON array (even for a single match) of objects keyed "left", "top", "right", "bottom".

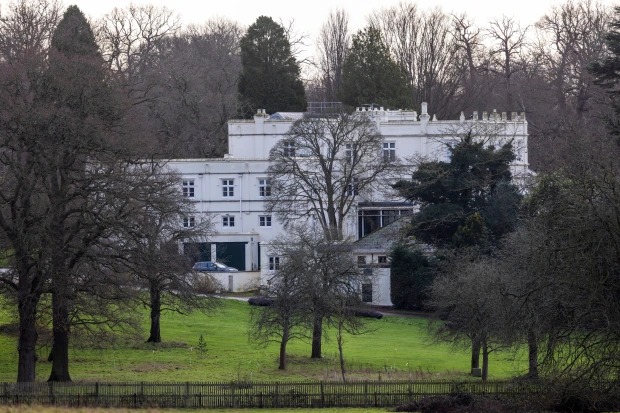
[{"left": 183, "top": 242, "right": 247, "bottom": 271}]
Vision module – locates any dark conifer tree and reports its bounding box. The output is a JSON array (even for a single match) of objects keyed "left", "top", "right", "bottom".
[
  {"left": 394, "top": 133, "right": 521, "bottom": 250},
  {"left": 238, "top": 16, "right": 306, "bottom": 116},
  {"left": 339, "top": 26, "right": 410, "bottom": 109}
]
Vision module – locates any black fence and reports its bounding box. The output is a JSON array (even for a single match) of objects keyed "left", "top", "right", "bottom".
[{"left": 0, "top": 380, "right": 545, "bottom": 408}]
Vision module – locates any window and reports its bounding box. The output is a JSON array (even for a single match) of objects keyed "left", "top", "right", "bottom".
[
  {"left": 383, "top": 142, "right": 396, "bottom": 161},
  {"left": 222, "top": 215, "right": 235, "bottom": 227},
  {"left": 378, "top": 255, "right": 388, "bottom": 264},
  {"left": 283, "top": 140, "right": 295, "bottom": 157},
  {"left": 357, "top": 255, "right": 367, "bottom": 266},
  {"left": 259, "top": 215, "right": 272, "bottom": 227},
  {"left": 222, "top": 179, "right": 234, "bottom": 197},
  {"left": 182, "top": 180, "right": 195, "bottom": 198},
  {"left": 347, "top": 178, "right": 358, "bottom": 196},
  {"left": 259, "top": 178, "right": 271, "bottom": 197},
  {"left": 362, "top": 283, "right": 373, "bottom": 303},
  {"left": 183, "top": 216, "right": 195, "bottom": 228},
  {"left": 269, "top": 256, "right": 280, "bottom": 270},
  {"left": 345, "top": 143, "right": 358, "bottom": 164}
]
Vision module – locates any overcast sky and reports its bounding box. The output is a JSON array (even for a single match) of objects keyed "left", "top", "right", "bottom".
[
  {"left": 1, "top": 0, "right": 618, "bottom": 55},
  {"left": 2, "top": 0, "right": 618, "bottom": 38}
]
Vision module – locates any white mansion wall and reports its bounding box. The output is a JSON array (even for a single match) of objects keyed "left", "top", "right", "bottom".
[{"left": 168, "top": 103, "right": 530, "bottom": 305}]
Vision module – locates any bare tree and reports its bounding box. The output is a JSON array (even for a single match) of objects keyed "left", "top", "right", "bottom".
[
  {"left": 429, "top": 255, "right": 511, "bottom": 381},
  {"left": 534, "top": 0, "right": 610, "bottom": 116},
  {"left": 96, "top": 4, "right": 179, "bottom": 82},
  {"left": 370, "top": 4, "right": 465, "bottom": 118},
  {"left": 249, "top": 229, "right": 311, "bottom": 370},
  {"left": 486, "top": 16, "right": 530, "bottom": 109},
  {"left": 253, "top": 225, "right": 365, "bottom": 365},
  {"left": 313, "top": 9, "right": 350, "bottom": 102},
  {"left": 267, "top": 111, "right": 395, "bottom": 243},
  {"left": 145, "top": 20, "right": 243, "bottom": 157},
  {"left": 113, "top": 165, "right": 217, "bottom": 344}
]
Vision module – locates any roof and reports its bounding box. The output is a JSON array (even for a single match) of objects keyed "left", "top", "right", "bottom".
[
  {"left": 353, "top": 217, "right": 410, "bottom": 253},
  {"left": 269, "top": 112, "right": 305, "bottom": 121}
]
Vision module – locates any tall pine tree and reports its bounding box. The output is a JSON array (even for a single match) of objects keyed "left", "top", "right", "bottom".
[
  {"left": 238, "top": 16, "right": 306, "bottom": 116},
  {"left": 339, "top": 26, "right": 410, "bottom": 109},
  {"left": 45, "top": 5, "right": 115, "bottom": 382}
]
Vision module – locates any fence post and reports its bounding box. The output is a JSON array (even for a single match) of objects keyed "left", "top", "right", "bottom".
[
  {"left": 48, "top": 381, "right": 54, "bottom": 405},
  {"left": 320, "top": 381, "right": 325, "bottom": 407},
  {"left": 95, "top": 382, "right": 99, "bottom": 406},
  {"left": 185, "top": 381, "right": 190, "bottom": 408}
]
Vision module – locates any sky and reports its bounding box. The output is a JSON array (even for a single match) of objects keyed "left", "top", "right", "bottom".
[
  {"left": 1, "top": 0, "right": 618, "bottom": 61},
  {"left": 2, "top": 0, "right": 618, "bottom": 42}
]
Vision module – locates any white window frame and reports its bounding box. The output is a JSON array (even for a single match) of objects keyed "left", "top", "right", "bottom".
[
  {"left": 347, "top": 178, "right": 359, "bottom": 196},
  {"left": 283, "top": 140, "right": 295, "bottom": 157},
  {"left": 383, "top": 141, "right": 396, "bottom": 161},
  {"left": 222, "top": 179, "right": 234, "bottom": 197},
  {"left": 182, "top": 179, "right": 195, "bottom": 198},
  {"left": 259, "top": 215, "right": 272, "bottom": 227},
  {"left": 345, "top": 143, "right": 358, "bottom": 164},
  {"left": 183, "top": 216, "right": 195, "bottom": 228},
  {"left": 268, "top": 256, "right": 280, "bottom": 271},
  {"left": 222, "top": 215, "right": 235, "bottom": 227},
  {"left": 259, "top": 178, "right": 271, "bottom": 197}
]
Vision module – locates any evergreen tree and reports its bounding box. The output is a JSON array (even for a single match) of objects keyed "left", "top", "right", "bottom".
[
  {"left": 339, "top": 26, "right": 410, "bottom": 109},
  {"left": 390, "top": 245, "right": 433, "bottom": 310},
  {"left": 394, "top": 133, "right": 521, "bottom": 249},
  {"left": 238, "top": 16, "right": 306, "bottom": 116}
]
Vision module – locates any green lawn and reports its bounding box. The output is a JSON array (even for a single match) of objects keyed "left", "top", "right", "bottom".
[{"left": 0, "top": 298, "right": 527, "bottom": 382}]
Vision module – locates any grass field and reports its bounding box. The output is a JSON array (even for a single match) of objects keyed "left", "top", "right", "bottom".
[{"left": 0, "top": 298, "right": 528, "bottom": 383}]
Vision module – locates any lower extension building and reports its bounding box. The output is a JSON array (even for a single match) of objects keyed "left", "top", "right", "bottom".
[{"left": 168, "top": 103, "right": 529, "bottom": 306}]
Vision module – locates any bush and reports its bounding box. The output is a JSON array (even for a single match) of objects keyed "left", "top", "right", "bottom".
[
  {"left": 193, "top": 275, "right": 221, "bottom": 294},
  {"left": 394, "top": 393, "right": 523, "bottom": 413},
  {"left": 248, "top": 296, "right": 274, "bottom": 306},
  {"left": 353, "top": 308, "right": 383, "bottom": 319}
]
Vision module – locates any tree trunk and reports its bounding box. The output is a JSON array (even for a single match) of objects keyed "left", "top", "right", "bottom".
[
  {"left": 48, "top": 286, "right": 71, "bottom": 382},
  {"left": 311, "top": 315, "right": 323, "bottom": 359},
  {"left": 471, "top": 336, "right": 480, "bottom": 372},
  {"left": 481, "top": 340, "right": 489, "bottom": 382},
  {"left": 337, "top": 325, "right": 346, "bottom": 382},
  {"left": 146, "top": 283, "right": 162, "bottom": 343},
  {"left": 278, "top": 329, "right": 289, "bottom": 370},
  {"left": 17, "top": 293, "right": 39, "bottom": 382},
  {"left": 527, "top": 329, "right": 539, "bottom": 379}
]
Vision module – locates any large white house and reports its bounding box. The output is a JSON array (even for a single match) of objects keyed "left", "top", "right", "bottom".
[{"left": 168, "top": 103, "right": 529, "bottom": 305}]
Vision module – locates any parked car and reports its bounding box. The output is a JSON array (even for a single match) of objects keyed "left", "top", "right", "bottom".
[{"left": 192, "top": 261, "right": 238, "bottom": 272}]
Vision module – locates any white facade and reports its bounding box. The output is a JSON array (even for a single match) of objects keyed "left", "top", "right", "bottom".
[{"left": 168, "top": 104, "right": 529, "bottom": 305}]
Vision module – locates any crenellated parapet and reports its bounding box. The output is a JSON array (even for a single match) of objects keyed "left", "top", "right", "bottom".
[{"left": 355, "top": 103, "right": 527, "bottom": 124}]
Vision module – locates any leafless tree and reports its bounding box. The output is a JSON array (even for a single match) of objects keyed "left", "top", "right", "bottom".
[
  {"left": 313, "top": 9, "right": 350, "bottom": 102},
  {"left": 145, "top": 20, "right": 243, "bottom": 157},
  {"left": 428, "top": 254, "right": 511, "bottom": 381},
  {"left": 0, "top": 0, "right": 62, "bottom": 383},
  {"left": 252, "top": 225, "right": 365, "bottom": 366},
  {"left": 486, "top": 16, "right": 530, "bottom": 110},
  {"left": 0, "top": 0, "right": 60, "bottom": 63},
  {"left": 249, "top": 228, "right": 312, "bottom": 370},
  {"left": 534, "top": 0, "right": 610, "bottom": 116},
  {"left": 370, "top": 4, "right": 465, "bottom": 118},
  {"left": 267, "top": 110, "right": 396, "bottom": 243},
  {"left": 96, "top": 4, "right": 179, "bottom": 83}
]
